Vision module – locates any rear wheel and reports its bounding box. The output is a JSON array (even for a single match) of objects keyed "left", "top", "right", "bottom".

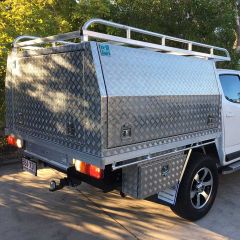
[{"left": 171, "top": 152, "right": 218, "bottom": 221}]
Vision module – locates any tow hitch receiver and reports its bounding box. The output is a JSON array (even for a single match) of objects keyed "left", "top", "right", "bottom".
[{"left": 49, "top": 168, "right": 83, "bottom": 192}]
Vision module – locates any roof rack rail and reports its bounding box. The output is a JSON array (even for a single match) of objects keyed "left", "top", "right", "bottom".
[
  {"left": 82, "top": 19, "right": 230, "bottom": 61},
  {"left": 13, "top": 18, "right": 230, "bottom": 62},
  {"left": 13, "top": 35, "right": 77, "bottom": 49}
]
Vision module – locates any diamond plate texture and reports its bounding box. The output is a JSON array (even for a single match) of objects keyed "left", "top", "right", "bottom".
[
  {"left": 5, "top": 41, "right": 222, "bottom": 168},
  {"left": 83, "top": 43, "right": 102, "bottom": 155},
  {"left": 5, "top": 53, "right": 14, "bottom": 129},
  {"left": 107, "top": 95, "right": 221, "bottom": 148},
  {"left": 103, "top": 129, "right": 219, "bottom": 159},
  {"left": 122, "top": 152, "right": 187, "bottom": 199},
  {"left": 99, "top": 44, "right": 219, "bottom": 97},
  {"left": 10, "top": 42, "right": 102, "bottom": 157},
  {"left": 98, "top": 43, "right": 221, "bottom": 149}
]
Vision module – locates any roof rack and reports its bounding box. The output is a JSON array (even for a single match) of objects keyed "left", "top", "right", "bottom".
[
  {"left": 13, "top": 18, "right": 230, "bottom": 62},
  {"left": 13, "top": 35, "right": 76, "bottom": 49}
]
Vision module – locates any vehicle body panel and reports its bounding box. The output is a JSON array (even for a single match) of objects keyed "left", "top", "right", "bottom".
[
  {"left": 217, "top": 69, "right": 240, "bottom": 165},
  {"left": 5, "top": 41, "right": 222, "bottom": 170}
]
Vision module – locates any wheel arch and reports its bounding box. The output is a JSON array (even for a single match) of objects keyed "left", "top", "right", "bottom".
[
  {"left": 172, "top": 150, "right": 219, "bottom": 221},
  {"left": 191, "top": 143, "right": 221, "bottom": 165}
]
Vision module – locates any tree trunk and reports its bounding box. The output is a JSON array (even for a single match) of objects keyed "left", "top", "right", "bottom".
[{"left": 236, "top": 1, "right": 240, "bottom": 51}]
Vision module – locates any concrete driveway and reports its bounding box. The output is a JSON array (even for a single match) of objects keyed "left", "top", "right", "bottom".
[{"left": 0, "top": 163, "right": 239, "bottom": 240}]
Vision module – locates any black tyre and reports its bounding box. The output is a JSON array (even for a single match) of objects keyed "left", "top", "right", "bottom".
[{"left": 171, "top": 152, "right": 218, "bottom": 221}]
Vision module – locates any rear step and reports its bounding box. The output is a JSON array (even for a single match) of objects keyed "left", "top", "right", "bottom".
[
  {"left": 222, "top": 160, "right": 240, "bottom": 174},
  {"left": 157, "top": 184, "right": 179, "bottom": 205}
]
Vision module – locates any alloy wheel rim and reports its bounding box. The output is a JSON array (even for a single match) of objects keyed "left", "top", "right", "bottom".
[{"left": 190, "top": 167, "right": 213, "bottom": 209}]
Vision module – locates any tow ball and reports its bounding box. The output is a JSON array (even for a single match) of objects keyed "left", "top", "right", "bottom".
[
  {"left": 49, "top": 177, "right": 81, "bottom": 192},
  {"left": 49, "top": 180, "right": 58, "bottom": 192}
]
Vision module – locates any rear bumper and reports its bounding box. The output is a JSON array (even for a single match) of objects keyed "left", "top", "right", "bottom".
[
  {"left": 23, "top": 150, "right": 121, "bottom": 192},
  {"left": 66, "top": 166, "right": 121, "bottom": 192}
]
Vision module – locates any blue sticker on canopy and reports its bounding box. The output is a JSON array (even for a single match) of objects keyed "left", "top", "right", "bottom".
[{"left": 99, "top": 44, "right": 111, "bottom": 56}]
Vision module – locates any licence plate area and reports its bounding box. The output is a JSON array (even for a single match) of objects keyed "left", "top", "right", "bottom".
[{"left": 22, "top": 158, "right": 37, "bottom": 176}]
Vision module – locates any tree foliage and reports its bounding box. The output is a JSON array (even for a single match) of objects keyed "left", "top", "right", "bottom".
[
  {"left": 110, "top": 0, "right": 239, "bottom": 68},
  {"left": 0, "top": 0, "right": 239, "bottom": 128}
]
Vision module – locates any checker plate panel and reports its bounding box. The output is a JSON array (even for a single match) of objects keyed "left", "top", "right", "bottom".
[
  {"left": 5, "top": 42, "right": 222, "bottom": 167},
  {"left": 9, "top": 43, "right": 102, "bottom": 158},
  {"left": 122, "top": 153, "right": 186, "bottom": 199}
]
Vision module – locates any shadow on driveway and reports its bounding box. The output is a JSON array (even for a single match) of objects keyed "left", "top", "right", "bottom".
[{"left": 0, "top": 163, "right": 238, "bottom": 240}]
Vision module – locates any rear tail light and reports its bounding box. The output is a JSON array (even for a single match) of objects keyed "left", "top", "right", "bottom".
[
  {"left": 74, "top": 160, "right": 103, "bottom": 179},
  {"left": 89, "top": 164, "right": 103, "bottom": 179},
  {"left": 7, "top": 135, "right": 23, "bottom": 148},
  {"left": 7, "top": 135, "right": 16, "bottom": 146}
]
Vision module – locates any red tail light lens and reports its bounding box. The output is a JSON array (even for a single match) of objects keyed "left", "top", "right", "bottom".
[
  {"left": 7, "top": 135, "right": 16, "bottom": 146},
  {"left": 75, "top": 160, "right": 103, "bottom": 179},
  {"left": 89, "top": 165, "right": 103, "bottom": 179}
]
